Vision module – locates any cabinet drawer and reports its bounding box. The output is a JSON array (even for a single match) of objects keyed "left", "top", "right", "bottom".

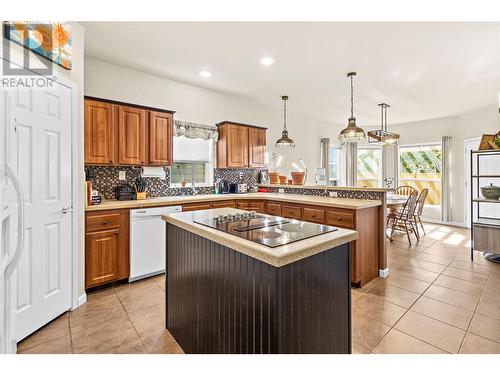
[
  {"left": 281, "top": 205, "right": 302, "bottom": 220},
  {"left": 183, "top": 203, "right": 212, "bottom": 212},
  {"left": 86, "top": 213, "right": 121, "bottom": 233},
  {"left": 237, "top": 201, "right": 265, "bottom": 213},
  {"left": 302, "top": 207, "right": 326, "bottom": 224},
  {"left": 212, "top": 200, "right": 236, "bottom": 209},
  {"left": 266, "top": 202, "right": 282, "bottom": 216},
  {"left": 326, "top": 210, "right": 355, "bottom": 229}
]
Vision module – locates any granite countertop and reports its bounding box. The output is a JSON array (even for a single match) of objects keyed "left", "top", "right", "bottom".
[
  {"left": 257, "top": 184, "right": 393, "bottom": 192},
  {"left": 162, "top": 208, "right": 358, "bottom": 267},
  {"left": 85, "top": 192, "right": 382, "bottom": 211}
]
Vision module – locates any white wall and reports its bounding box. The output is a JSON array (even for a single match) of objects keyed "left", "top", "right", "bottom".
[
  {"left": 391, "top": 106, "right": 500, "bottom": 224},
  {"left": 84, "top": 57, "right": 336, "bottom": 182}
]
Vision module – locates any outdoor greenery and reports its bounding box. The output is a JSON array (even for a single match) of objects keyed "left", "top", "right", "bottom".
[
  {"left": 400, "top": 146, "right": 441, "bottom": 174},
  {"left": 171, "top": 162, "right": 206, "bottom": 185}
]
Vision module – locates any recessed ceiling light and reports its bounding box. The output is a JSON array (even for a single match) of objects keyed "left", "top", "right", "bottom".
[
  {"left": 198, "top": 70, "right": 213, "bottom": 78},
  {"left": 259, "top": 56, "right": 275, "bottom": 66}
]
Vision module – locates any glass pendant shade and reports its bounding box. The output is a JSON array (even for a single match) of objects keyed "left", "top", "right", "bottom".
[
  {"left": 275, "top": 129, "right": 296, "bottom": 147},
  {"left": 339, "top": 72, "right": 365, "bottom": 144},
  {"left": 275, "top": 95, "right": 295, "bottom": 147},
  {"left": 339, "top": 117, "right": 366, "bottom": 143}
]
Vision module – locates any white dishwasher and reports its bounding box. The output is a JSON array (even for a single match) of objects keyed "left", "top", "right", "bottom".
[{"left": 130, "top": 205, "right": 182, "bottom": 282}]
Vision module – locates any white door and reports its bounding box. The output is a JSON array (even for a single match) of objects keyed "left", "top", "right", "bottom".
[
  {"left": 6, "top": 80, "right": 73, "bottom": 341},
  {"left": 1, "top": 88, "right": 7, "bottom": 353}
]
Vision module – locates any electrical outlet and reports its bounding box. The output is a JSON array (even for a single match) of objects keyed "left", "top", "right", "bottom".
[
  {"left": 329, "top": 191, "right": 338, "bottom": 198},
  {"left": 118, "top": 171, "right": 126, "bottom": 180},
  {"left": 278, "top": 188, "right": 285, "bottom": 194}
]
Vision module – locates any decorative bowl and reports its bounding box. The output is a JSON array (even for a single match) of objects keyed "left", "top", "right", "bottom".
[{"left": 481, "top": 183, "right": 500, "bottom": 200}]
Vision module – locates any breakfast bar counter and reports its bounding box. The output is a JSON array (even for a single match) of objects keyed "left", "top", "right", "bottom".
[{"left": 162, "top": 208, "right": 356, "bottom": 354}]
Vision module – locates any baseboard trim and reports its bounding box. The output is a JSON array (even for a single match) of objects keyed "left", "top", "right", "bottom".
[
  {"left": 379, "top": 268, "right": 389, "bottom": 278},
  {"left": 72, "top": 293, "right": 87, "bottom": 311}
]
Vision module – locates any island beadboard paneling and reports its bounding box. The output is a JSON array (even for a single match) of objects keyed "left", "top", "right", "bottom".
[{"left": 166, "top": 224, "right": 351, "bottom": 354}]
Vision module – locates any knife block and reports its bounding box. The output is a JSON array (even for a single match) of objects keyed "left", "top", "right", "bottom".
[{"left": 136, "top": 191, "right": 147, "bottom": 200}]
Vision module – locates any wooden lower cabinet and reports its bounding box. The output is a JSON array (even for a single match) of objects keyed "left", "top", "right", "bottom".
[
  {"left": 85, "top": 209, "right": 129, "bottom": 289},
  {"left": 265, "top": 202, "right": 282, "bottom": 216},
  {"left": 236, "top": 200, "right": 265, "bottom": 213},
  {"left": 325, "top": 207, "right": 379, "bottom": 286},
  {"left": 302, "top": 207, "right": 325, "bottom": 224},
  {"left": 212, "top": 200, "right": 236, "bottom": 209},
  {"left": 84, "top": 198, "right": 381, "bottom": 289},
  {"left": 281, "top": 204, "right": 302, "bottom": 220},
  {"left": 182, "top": 203, "right": 213, "bottom": 212}
]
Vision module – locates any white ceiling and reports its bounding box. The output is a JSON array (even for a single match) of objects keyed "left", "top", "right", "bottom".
[{"left": 83, "top": 22, "right": 500, "bottom": 125}]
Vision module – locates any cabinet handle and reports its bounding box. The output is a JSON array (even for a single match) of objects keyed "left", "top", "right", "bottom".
[
  {"left": 337, "top": 217, "right": 343, "bottom": 221},
  {"left": 109, "top": 160, "right": 113, "bottom": 163},
  {"left": 102, "top": 220, "right": 108, "bottom": 225}
]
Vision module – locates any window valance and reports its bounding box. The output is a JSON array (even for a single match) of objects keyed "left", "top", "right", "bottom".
[{"left": 173, "top": 120, "right": 219, "bottom": 141}]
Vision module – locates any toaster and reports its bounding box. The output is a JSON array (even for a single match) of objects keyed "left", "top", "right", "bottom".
[{"left": 114, "top": 183, "right": 136, "bottom": 201}]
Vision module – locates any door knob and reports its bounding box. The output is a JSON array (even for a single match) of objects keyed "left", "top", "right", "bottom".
[{"left": 61, "top": 206, "right": 73, "bottom": 214}]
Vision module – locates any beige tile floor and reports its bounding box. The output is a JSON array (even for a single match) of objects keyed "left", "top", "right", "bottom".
[{"left": 17, "top": 223, "right": 500, "bottom": 354}]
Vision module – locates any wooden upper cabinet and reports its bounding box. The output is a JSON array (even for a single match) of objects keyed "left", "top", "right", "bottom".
[
  {"left": 149, "top": 111, "right": 173, "bottom": 166},
  {"left": 84, "top": 99, "right": 115, "bottom": 164},
  {"left": 227, "top": 124, "right": 249, "bottom": 168},
  {"left": 217, "top": 122, "right": 266, "bottom": 168},
  {"left": 117, "top": 105, "right": 148, "bottom": 165},
  {"left": 248, "top": 127, "right": 266, "bottom": 167}
]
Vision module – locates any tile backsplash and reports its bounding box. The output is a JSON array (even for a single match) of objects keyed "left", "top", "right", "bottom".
[{"left": 85, "top": 166, "right": 263, "bottom": 199}]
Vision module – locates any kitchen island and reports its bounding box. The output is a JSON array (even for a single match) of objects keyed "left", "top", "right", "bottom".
[{"left": 162, "top": 208, "right": 357, "bottom": 354}]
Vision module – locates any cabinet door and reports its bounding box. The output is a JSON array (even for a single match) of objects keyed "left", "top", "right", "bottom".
[
  {"left": 85, "top": 229, "right": 120, "bottom": 288},
  {"left": 248, "top": 127, "right": 266, "bottom": 167},
  {"left": 149, "top": 111, "right": 173, "bottom": 165},
  {"left": 84, "top": 99, "right": 115, "bottom": 164},
  {"left": 226, "top": 125, "right": 249, "bottom": 168},
  {"left": 118, "top": 105, "right": 147, "bottom": 165}
]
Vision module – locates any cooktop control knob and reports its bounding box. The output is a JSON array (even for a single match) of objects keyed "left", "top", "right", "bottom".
[
  {"left": 249, "top": 211, "right": 257, "bottom": 218},
  {"left": 242, "top": 213, "right": 249, "bottom": 219}
]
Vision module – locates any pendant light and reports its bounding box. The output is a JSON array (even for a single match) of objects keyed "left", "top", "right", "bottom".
[
  {"left": 339, "top": 72, "right": 366, "bottom": 143},
  {"left": 275, "top": 95, "right": 296, "bottom": 147},
  {"left": 368, "top": 103, "right": 400, "bottom": 145}
]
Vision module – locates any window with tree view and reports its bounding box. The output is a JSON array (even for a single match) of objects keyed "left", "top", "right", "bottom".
[
  {"left": 399, "top": 144, "right": 442, "bottom": 207},
  {"left": 357, "top": 148, "right": 382, "bottom": 187}
]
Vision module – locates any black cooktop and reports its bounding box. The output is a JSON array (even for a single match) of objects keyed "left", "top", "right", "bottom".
[{"left": 194, "top": 213, "right": 338, "bottom": 248}]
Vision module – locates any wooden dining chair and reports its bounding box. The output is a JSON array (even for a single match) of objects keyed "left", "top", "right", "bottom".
[
  {"left": 394, "top": 185, "right": 417, "bottom": 197},
  {"left": 388, "top": 190, "right": 420, "bottom": 244},
  {"left": 414, "top": 188, "right": 429, "bottom": 237}
]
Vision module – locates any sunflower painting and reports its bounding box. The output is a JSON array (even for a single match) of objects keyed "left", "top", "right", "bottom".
[{"left": 3, "top": 21, "right": 72, "bottom": 70}]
